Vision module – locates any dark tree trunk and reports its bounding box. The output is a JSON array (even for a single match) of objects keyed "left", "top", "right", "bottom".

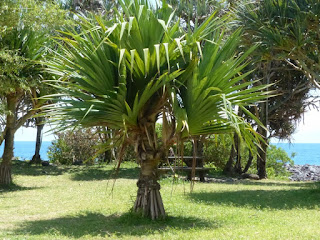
[
  {"left": 103, "top": 150, "right": 111, "bottom": 163},
  {"left": 97, "top": 127, "right": 112, "bottom": 163},
  {"left": 242, "top": 151, "right": 253, "bottom": 173},
  {"left": 257, "top": 133, "right": 268, "bottom": 179},
  {"left": 0, "top": 94, "right": 18, "bottom": 186},
  {"left": 257, "top": 101, "right": 268, "bottom": 179},
  {"left": 223, "top": 133, "right": 242, "bottom": 175},
  {"left": 223, "top": 143, "right": 236, "bottom": 175},
  {"left": 30, "top": 118, "right": 44, "bottom": 165},
  {"left": 234, "top": 134, "right": 242, "bottom": 174}
]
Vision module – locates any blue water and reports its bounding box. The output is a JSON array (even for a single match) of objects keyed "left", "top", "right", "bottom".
[
  {"left": 0, "top": 141, "right": 52, "bottom": 161},
  {"left": 0, "top": 141, "right": 319, "bottom": 165},
  {"left": 272, "top": 143, "right": 320, "bottom": 165}
]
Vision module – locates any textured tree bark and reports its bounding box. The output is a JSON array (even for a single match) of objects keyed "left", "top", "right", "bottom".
[
  {"left": 132, "top": 96, "right": 169, "bottom": 219},
  {"left": 0, "top": 94, "right": 18, "bottom": 186},
  {"left": 134, "top": 148, "right": 165, "bottom": 220}
]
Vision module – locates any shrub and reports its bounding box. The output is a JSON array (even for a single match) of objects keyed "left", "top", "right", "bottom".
[
  {"left": 203, "top": 135, "right": 232, "bottom": 169},
  {"left": 202, "top": 136, "right": 293, "bottom": 177},
  {"left": 266, "top": 144, "right": 294, "bottom": 177},
  {"left": 48, "top": 129, "right": 106, "bottom": 165},
  {"left": 123, "top": 145, "right": 137, "bottom": 162}
]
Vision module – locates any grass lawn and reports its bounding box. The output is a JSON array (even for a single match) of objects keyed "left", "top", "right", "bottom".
[{"left": 1, "top": 161, "right": 320, "bottom": 240}]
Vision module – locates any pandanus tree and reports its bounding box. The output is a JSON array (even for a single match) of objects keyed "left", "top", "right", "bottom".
[
  {"left": 44, "top": 0, "right": 269, "bottom": 219},
  {"left": 236, "top": 0, "right": 320, "bottom": 178}
]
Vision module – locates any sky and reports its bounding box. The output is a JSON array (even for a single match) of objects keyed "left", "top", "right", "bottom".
[
  {"left": 271, "top": 89, "right": 320, "bottom": 143},
  {"left": 271, "top": 107, "right": 320, "bottom": 143},
  {"left": 14, "top": 105, "right": 320, "bottom": 143},
  {"left": 15, "top": 125, "right": 55, "bottom": 142}
]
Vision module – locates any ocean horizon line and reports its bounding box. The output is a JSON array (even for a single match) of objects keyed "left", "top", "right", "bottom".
[
  {"left": 12, "top": 140, "right": 320, "bottom": 144},
  {"left": 13, "top": 140, "right": 54, "bottom": 143}
]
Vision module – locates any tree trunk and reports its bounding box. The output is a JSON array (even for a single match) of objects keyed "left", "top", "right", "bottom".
[
  {"left": 257, "top": 133, "right": 268, "bottom": 179},
  {"left": 234, "top": 134, "right": 242, "bottom": 174},
  {"left": 224, "top": 132, "right": 242, "bottom": 175},
  {"left": 242, "top": 151, "right": 253, "bottom": 173},
  {"left": 256, "top": 62, "right": 270, "bottom": 179},
  {"left": 0, "top": 94, "right": 18, "bottom": 186},
  {"left": 223, "top": 143, "right": 236, "bottom": 175},
  {"left": 31, "top": 118, "right": 44, "bottom": 165},
  {"left": 132, "top": 98, "right": 168, "bottom": 219},
  {"left": 257, "top": 101, "right": 268, "bottom": 179},
  {"left": 103, "top": 150, "right": 111, "bottom": 163},
  {"left": 134, "top": 147, "right": 165, "bottom": 220}
]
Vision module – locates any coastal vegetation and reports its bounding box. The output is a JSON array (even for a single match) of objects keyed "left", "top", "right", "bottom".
[
  {"left": 0, "top": 0, "right": 319, "bottom": 223},
  {"left": 48, "top": 131, "right": 293, "bottom": 179}
]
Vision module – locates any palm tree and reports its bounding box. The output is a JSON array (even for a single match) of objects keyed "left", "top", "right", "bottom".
[{"left": 44, "top": 0, "right": 269, "bottom": 219}]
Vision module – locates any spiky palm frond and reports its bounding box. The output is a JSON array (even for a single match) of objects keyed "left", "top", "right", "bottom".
[
  {"left": 44, "top": 0, "right": 270, "bottom": 155},
  {"left": 174, "top": 29, "right": 271, "bottom": 141},
  {"left": 44, "top": 1, "right": 219, "bottom": 131}
]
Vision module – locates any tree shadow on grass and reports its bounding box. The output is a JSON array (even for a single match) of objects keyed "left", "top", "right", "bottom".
[
  {"left": 206, "top": 178, "right": 314, "bottom": 188},
  {"left": 12, "top": 161, "right": 65, "bottom": 176},
  {"left": 70, "top": 167, "right": 139, "bottom": 181},
  {"left": 12, "top": 160, "right": 140, "bottom": 181},
  {"left": 189, "top": 183, "right": 320, "bottom": 210},
  {"left": 0, "top": 183, "right": 43, "bottom": 193},
  {"left": 15, "top": 211, "right": 217, "bottom": 238}
]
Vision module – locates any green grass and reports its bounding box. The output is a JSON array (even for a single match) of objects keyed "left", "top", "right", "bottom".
[{"left": 1, "top": 161, "right": 320, "bottom": 239}]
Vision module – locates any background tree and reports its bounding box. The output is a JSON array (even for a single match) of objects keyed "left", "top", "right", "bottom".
[
  {"left": 0, "top": 0, "right": 67, "bottom": 185},
  {"left": 29, "top": 88, "right": 49, "bottom": 165},
  {"left": 61, "top": 0, "right": 119, "bottom": 14},
  {"left": 235, "top": 0, "right": 320, "bottom": 178},
  {"left": 167, "top": 0, "right": 223, "bottom": 27}
]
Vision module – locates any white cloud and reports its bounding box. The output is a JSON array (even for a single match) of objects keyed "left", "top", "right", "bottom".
[{"left": 289, "top": 108, "right": 320, "bottom": 143}]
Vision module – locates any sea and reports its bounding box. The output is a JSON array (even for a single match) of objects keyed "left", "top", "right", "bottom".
[
  {"left": 271, "top": 143, "right": 320, "bottom": 166},
  {"left": 0, "top": 141, "right": 319, "bottom": 165},
  {"left": 0, "top": 141, "right": 52, "bottom": 161}
]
